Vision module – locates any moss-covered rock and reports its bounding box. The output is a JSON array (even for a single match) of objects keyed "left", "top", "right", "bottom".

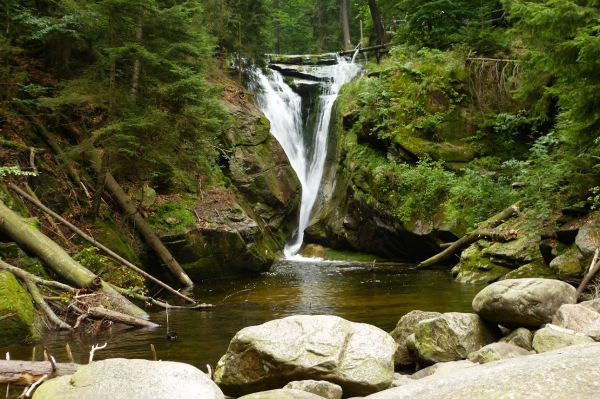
[
  {"left": 548, "top": 248, "right": 584, "bottom": 281},
  {"left": 0, "top": 270, "right": 42, "bottom": 346},
  {"left": 500, "top": 259, "right": 557, "bottom": 280},
  {"left": 394, "top": 135, "right": 476, "bottom": 163},
  {"left": 452, "top": 242, "right": 513, "bottom": 284}
]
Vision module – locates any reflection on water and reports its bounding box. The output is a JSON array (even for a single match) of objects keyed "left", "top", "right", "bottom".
[{"left": 0, "top": 259, "right": 485, "bottom": 369}]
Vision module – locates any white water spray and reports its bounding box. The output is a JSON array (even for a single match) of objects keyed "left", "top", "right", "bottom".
[{"left": 252, "top": 55, "right": 360, "bottom": 257}]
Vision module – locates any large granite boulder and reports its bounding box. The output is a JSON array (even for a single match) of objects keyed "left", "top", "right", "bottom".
[
  {"left": 466, "top": 342, "right": 531, "bottom": 364},
  {"left": 389, "top": 310, "right": 441, "bottom": 366},
  {"left": 32, "top": 358, "right": 223, "bottom": 399},
  {"left": 363, "top": 343, "right": 600, "bottom": 398},
  {"left": 412, "top": 313, "right": 501, "bottom": 365},
  {"left": 0, "top": 270, "right": 41, "bottom": 346},
  {"left": 552, "top": 304, "right": 600, "bottom": 341},
  {"left": 472, "top": 278, "right": 576, "bottom": 328},
  {"left": 214, "top": 315, "right": 397, "bottom": 397},
  {"left": 531, "top": 324, "right": 594, "bottom": 353}
]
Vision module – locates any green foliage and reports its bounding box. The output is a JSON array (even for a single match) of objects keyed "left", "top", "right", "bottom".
[
  {"left": 0, "top": 166, "right": 37, "bottom": 178},
  {"left": 146, "top": 197, "right": 198, "bottom": 235}
]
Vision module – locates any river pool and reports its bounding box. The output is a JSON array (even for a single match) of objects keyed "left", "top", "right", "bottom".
[{"left": 0, "top": 259, "right": 484, "bottom": 370}]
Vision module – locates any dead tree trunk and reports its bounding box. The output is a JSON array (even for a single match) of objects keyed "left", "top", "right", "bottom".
[
  {"left": 0, "top": 200, "right": 147, "bottom": 318},
  {"left": 10, "top": 183, "right": 197, "bottom": 303},
  {"left": 0, "top": 360, "right": 82, "bottom": 385},
  {"left": 87, "top": 150, "right": 194, "bottom": 288},
  {"left": 415, "top": 204, "right": 520, "bottom": 269}
]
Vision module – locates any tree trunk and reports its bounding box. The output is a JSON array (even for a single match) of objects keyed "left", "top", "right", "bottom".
[
  {"left": 0, "top": 200, "right": 147, "bottom": 317},
  {"left": 341, "top": 0, "right": 352, "bottom": 50},
  {"left": 87, "top": 150, "right": 194, "bottom": 287},
  {"left": 415, "top": 203, "right": 520, "bottom": 269},
  {"left": 131, "top": 2, "right": 143, "bottom": 101},
  {"left": 416, "top": 228, "right": 519, "bottom": 269},
  {"left": 274, "top": 0, "right": 280, "bottom": 54},
  {"left": 368, "top": 0, "right": 386, "bottom": 46},
  {"left": 87, "top": 307, "right": 159, "bottom": 328},
  {"left": 0, "top": 360, "right": 82, "bottom": 385},
  {"left": 11, "top": 183, "right": 197, "bottom": 303}
]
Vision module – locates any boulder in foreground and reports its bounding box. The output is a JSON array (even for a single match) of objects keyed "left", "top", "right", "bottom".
[
  {"left": 363, "top": 343, "right": 600, "bottom": 399},
  {"left": 214, "top": 315, "right": 397, "bottom": 397},
  {"left": 32, "top": 358, "right": 223, "bottom": 399}
]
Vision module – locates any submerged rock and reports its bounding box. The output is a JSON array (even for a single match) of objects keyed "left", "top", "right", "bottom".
[
  {"left": 213, "top": 315, "right": 397, "bottom": 398},
  {"left": 363, "top": 343, "right": 600, "bottom": 398},
  {"left": 32, "top": 358, "right": 224, "bottom": 399},
  {"left": 472, "top": 278, "right": 576, "bottom": 328},
  {"left": 412, "top": 312, "right": 501, "bottom": 365}
]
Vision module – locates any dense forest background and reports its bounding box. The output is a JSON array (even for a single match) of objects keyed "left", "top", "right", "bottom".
[{"left": 2, "top": 0, "right": 600, "bottom": 232}]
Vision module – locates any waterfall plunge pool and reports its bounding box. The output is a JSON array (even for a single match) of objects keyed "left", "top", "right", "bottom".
[{"left": 0, "top": 259, "right": 485, "bottom": 369}]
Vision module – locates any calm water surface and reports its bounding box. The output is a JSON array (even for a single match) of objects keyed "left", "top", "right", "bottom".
[{"left": 0, "top": 259, "right": 485, "bottom": 369}]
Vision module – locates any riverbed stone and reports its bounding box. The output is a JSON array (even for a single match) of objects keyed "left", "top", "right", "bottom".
[
  {"left": 32, "top": 358, "right": 224, "bottom": 399},
  {"left": 575, "top": 218, "right": 600, "bottom": 261},
  {"left": 389, "top": 310, "right": 441, "bottom": 366},
  {"left": 283, "top": 380, "right": 342, "bottom": 399},
  {"left": 549, "top": 248, "right": 584, "bottom": 280},
  {"left": 362, "top": 343, "right": 600, "bottom": 399},
  {"left": 0, "top": 270, "right": 41, "bottom": 346},
  {"left": 472, "top": 278, "right": 577, "bottom": 328},
  {"left": 499, "top": 258, "right": 557, "bottom": 281},
  {"left": 391, "top": 373, "right": 414, "bottom": 388},
  {"left": 580, "top": 298, "right": 600, "bottom": 313},
  {"left": 466, "top": 342, "right": 531, "bottom": 364},
  {"left": 481, "top": 234, "right": 543, "bottom": 268},
  {"left": 552, "top": 304, "right": 600, "bottom": 341},
  {"left": 498, "top": 327, "right": 533, "bottom": 350},
  {"left": 412, "top": 312, "right": 501, "bottom": 365},
  {"left": 214, "top": 315, "right": 397, "bottom": 398},
  {"left": 411, "top": 360, "right": 477, "bottom": 380},
  {"left": 531, "top": 324, "right": 595, "bottom": 353},
  {"left": 239, "top": 389, "right": 324, "bottom": 399}
]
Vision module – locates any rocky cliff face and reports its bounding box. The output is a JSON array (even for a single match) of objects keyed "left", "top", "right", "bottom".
[{"left": 158, "top": 99, "right": 300, "bottom": 280}]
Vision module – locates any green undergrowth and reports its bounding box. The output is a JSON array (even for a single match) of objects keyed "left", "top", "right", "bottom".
[{"left": 146, "top": 197, "right": 198, "bottom": 236}]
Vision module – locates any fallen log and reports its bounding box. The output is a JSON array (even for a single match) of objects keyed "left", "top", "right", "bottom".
[
  {"left": 338, "top": 43, "right": 388, "bottom": 56},
  {"left": 0, "top": 200, "right": 147, "bottom": 318},
  {"left": 86, "top": 307, "right": 159, "bottom": 328},
  {"left": 415, "top": 228, "right": 519, "bottom": 269},
  {"left": 87, "top": 150, "right": 194, "bottom": 288},
  {"left": 0, "top": 360, "right": 82, "bottom": 385},
  {"left": 415, "top": 203, "right": 520, "bottom": 269},
  {"left": 10, "top": 183, "right": 197, "bottom": 304}
]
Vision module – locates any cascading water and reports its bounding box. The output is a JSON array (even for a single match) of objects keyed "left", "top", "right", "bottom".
[{"left": 250, "top": 55, "right": 360, "bottom": 258}]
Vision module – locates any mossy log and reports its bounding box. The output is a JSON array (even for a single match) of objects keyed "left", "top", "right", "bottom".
[
  {"left": 0, "top": 360, "right": 82, "bottom": 385},
  {"left": 87, "top": 150, "right": 194, "bottom": 288},
  {"left": 11, "top": 183, "right": 197, "bottom": 304},
  {"left": 0, "top": 200, "right": 147, "bottom": 318},
  {"left": 86, "top": 307, "right": 159, "bottom": 328}
]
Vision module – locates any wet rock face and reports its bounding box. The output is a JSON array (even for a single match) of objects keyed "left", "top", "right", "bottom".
[
  {"left": 214, "top": 315, "right": 397, "bottom": 398},
  {"left": 472, "top": 278, "right": 577, "bottom": 328}
]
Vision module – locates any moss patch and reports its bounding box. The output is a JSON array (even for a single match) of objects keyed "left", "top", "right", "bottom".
[{"left": 0, "top": 271, "right": 42, "bottom": 346}]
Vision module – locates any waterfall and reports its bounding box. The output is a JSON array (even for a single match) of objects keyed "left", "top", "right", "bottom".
[{"left": 250, "top": 56, "right": 360, "bottom": 258}]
